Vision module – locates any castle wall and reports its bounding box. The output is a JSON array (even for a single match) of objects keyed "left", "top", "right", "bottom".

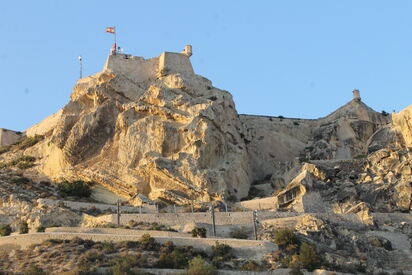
[
  {"left": 104, "top": 54, "right": 159, "bottom": 82},
  {"left": 0, "top": 128, "right": 22, "bottom": 146},
  {"left": 159, "top": 52, "right": 194, "bottom": 75},
  {"left": 104, "top": 51, "right": 195, "bottom": 81}
]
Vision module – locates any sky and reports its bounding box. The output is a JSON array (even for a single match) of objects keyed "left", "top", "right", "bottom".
[{"left": 1, "top": 1, "right": 412, "bottom": 131}]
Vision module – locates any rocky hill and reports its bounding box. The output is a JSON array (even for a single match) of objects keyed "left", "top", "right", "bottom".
[
  {"left": 0, "top": 47, "right": 411, "bottom": 274},
  {"left": 0, "top": 48, "right": 411, "bottom": 209}
]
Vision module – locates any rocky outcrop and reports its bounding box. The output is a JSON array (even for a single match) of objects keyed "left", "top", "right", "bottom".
[{"left": 23, "top": 61, "right": 250, "bottom": 204}]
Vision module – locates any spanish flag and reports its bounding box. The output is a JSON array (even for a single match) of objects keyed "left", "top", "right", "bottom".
[{"left": 106, "top": 27, "right": 115, "bottom": 34}]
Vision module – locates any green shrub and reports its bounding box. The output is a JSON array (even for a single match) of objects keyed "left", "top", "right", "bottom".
[
  {"left": 354, "top": 154, "right": 367, "bottom": 159},
  {"left": 149, "top": 222, "right": 177, "bottom": 232},
  {"left": 58, "top": 180, "right": 92, "bottom": 198},
  {"left": 298, "top": 242, "right": 321, "bottom": 271},
  {"left": 15, "top": 135, "right": 44, "bottom": 150},
  {"left": 13, "top": 155, "right": 36, "bottom": 163},
  {"left": 0, "top": 224, "right": 12, "bottom": 236},
  {"left": 36, "top": 225, "right": 46, "bottom": 232},
  {"left": 157, "top": 248, "right": 188, "bottom": 269},
  {"left": 186, "top": 256, "right": 217, "bottom": 275},
  {"left": 10, "top": 176, "right": 31, "bottom": 184},
  {"left": 229, "top": 227, "right": 249, "bottom": 239},
  {"left": 23, "top": 264, "right": 46, "bottom": 275},
  {"left": 274, "top": 228, "right": 299, "bottom": 247},
  {"left": 0, "top": 145, "right": 11, "bottom": 155},
  {"left": 240, "top": 260, "right": 265, "bottom": 271},
  {"left": 102, "top": 241, "right": 116, "bottom": 253},
  {"left": 3, "top": 155, "right": 36, "bottom": 170},
  {"left": 16, "top": 161, "right": 35, "bottom": 169},
  {"left": 160, "top": 241, "right": 176, "bottom": 254},
  {"left": 211, "top": 241, "right": 234, "bottom": 260},
  {"left": 139, "top": 233, "right": 159, "bottom": 251},
  {"left": 19, "top": 221, "right": 29, "bottom": 234},
  {"left": 191, "top": 227, "right": 207, "bottom": 238},
  {"left": 111, "top": 254, "right": 147, "bottom": 275}
]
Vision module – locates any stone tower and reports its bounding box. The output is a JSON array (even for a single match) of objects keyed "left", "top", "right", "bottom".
[{"left": 352, "top": 89, "right": 361, "bottom": 102}]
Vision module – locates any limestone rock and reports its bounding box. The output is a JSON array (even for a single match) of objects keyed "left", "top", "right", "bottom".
[{"left": 23, "top": 54, "right": 251, "bottom": 204}]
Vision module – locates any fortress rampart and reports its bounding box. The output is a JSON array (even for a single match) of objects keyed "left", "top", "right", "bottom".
[
  {"left": 104, "top": 45, "right": 194, "bottom": 82},
  {"left": 0, "top": 128, "right": 22, "bottom": 146}
]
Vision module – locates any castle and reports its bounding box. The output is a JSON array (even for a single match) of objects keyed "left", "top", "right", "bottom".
[{"left": 103, "top": 45, "right": 194, "bottom": 82}]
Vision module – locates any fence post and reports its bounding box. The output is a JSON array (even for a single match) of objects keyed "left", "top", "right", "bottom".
[
  {"left": 174, "top": 204, "right": 176, "bottom": 214},
  {"left": 139, "top": 205, "right": 142, "bottom": 214},
  {"left": 252, "top": 210, "right": 258, "bottom": 240},
  {"left": 156, "top": 204, "right": 159, "bottom": 214},
  {"left": 117, "top": 199, "right": 121, "bottom": 227},
  {"left": 191, "top": 203, "right": 194, "bottom": 213},
  {"left": 210, "top": 204, "right": 216, "bottom": 237}
]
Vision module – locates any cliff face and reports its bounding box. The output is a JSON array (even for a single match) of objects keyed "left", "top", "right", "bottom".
[
  {"left": 26, "top": 68, "right": 250, "bottom": 203},
  {"left": 5, "top": 50, "right": 410, "bottom": 209}
]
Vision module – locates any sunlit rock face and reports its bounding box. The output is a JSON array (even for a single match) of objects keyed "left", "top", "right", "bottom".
[{"left": 26, "top": 56, "right": 251, "bottom": 204}]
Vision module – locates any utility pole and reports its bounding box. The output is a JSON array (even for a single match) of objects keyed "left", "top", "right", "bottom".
[
  {"left": 210, "top": 204, "right": 216, "bottom": 237},
  {"left": 78, "top": 56, "right": 83, "bottom": 79},
  {"left": 252, "top": 210, "right": 258, "bottom": 240},
  {"left": 117, "top": 199, "right": 121, "bottom": 227}
]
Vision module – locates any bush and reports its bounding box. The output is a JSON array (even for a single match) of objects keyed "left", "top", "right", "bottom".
[
  {"left": 111, "top": 254, "right": 147, "bottom": 275},
  {"left": 298, "top": 242, "right": 321, "bottom": 271},
  {"left": 211, "top": 241, "right": 234, "bottom": 260},
  {"left": 10, "top": 176, "right": 31, "bottom": 184},
  {"left": 0, "top": 145, "right": 11, "bottom": 155},
  {"left": 102, "top": 241, "right": 116, "bottom": 253},
  {"left": 16, "top": 161, "right": 35, "bottom": 169},
  {"left": 23, "top": 264, "right": 46, "bottom": 275},
  {"left": 0, "top": 224, "right": 12, "bottom": 236},
  {"left": 191, "top": 227, "right": 207, "bottom": 238},
  {"left": 229, "top": 227, "right": 249, "bottom": 239},
  {"left": 3, "top": 155, "right": 37, "bottom": 170},
  {"left": 19, "top": 221, "right": 29, "bottom": 234},
  {"left": 149, "top": 222, "right": 177, "bottom": 232},
  {"left": 139, "top": 233, "right": 159, "bottom": 251},
  {"left": 15, "top": 135, "right": 44, "bottom": 150},
  {"left": 158, "top": 248, "right": 189, "bottom": 269},
  {"left": 36, "top": 225, "right": 46, "bottom": 232},
  {"left": 58, "top": 180, "right": 92, "bottom": 198},
  {"left": 186, "top": 256, "right": 216, "bottom": 275},
  {"left": 274, "top": 228, "right": 299, "bottom": 247},
  {"left": 240, "top": 260, "right": 265, "bottom": 271}
]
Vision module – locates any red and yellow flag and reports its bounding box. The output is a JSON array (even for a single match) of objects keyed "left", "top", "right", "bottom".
[{"left": 106, "top": 27, "right": 115, "bottom": 34}]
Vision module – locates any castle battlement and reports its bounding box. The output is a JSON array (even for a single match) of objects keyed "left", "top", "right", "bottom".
[{"left": 103, "top": 45, "right": 194, "bottom": 82}]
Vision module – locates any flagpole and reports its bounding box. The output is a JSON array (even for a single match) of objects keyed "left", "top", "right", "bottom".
[{"left": 114, "top": 26, "right": 117, "bottom": 53}]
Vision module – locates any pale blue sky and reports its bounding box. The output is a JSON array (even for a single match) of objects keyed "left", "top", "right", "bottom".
[{"left": 1, "top": 1, "right": 412, "bottom": 131}]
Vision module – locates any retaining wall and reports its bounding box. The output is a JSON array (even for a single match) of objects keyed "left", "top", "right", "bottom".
[
  {"left": 37, "top": 198, "right": 156, "bottom": 213},
  {"left": 0, "top": 232, "right": 277, "bottom": 259},
  {"left": 99, "top": 211, "right": 301, "bottom": 226}
]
